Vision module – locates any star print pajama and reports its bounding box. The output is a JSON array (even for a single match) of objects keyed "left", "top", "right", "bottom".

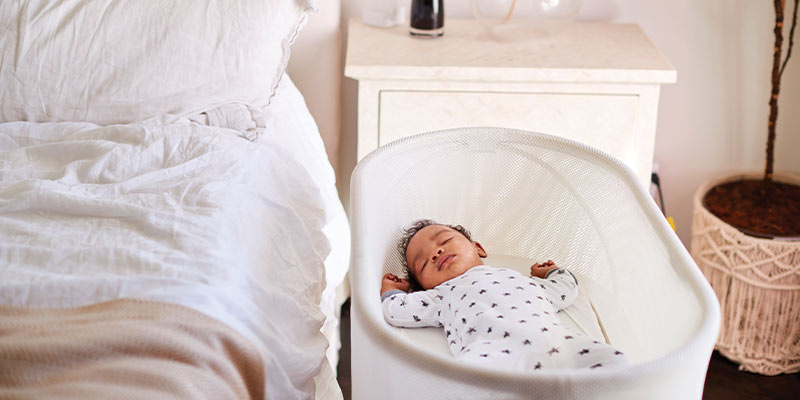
[{"left": 381, "top": 265, "right": 629, "bottom": 371}]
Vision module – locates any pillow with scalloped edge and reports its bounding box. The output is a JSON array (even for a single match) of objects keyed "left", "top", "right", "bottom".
[{"left": 0, "top": 0, "right": 316, "bottom": 125}]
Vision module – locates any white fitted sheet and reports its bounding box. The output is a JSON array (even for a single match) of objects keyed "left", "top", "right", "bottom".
[{"left": 0, "top": 77, "right": 349, "bottom": 400}]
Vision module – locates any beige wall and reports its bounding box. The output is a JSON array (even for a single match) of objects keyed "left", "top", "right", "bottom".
[
  {"left": 287, "top": 3, "right": 344, "bottom": 171},
  {"left": 336, "top": 0, "right": 800, "bottom": 246},
  {"left": 578, "top": 0, "right": 800, "bottom": 245}
]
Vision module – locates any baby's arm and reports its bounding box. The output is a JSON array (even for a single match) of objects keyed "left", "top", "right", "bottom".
[
  {"left": 536, "top": 267, "right": 579, "bottom": 311},
  {"left": 381, "top": 289, "right": 441, "bottom": 328}
]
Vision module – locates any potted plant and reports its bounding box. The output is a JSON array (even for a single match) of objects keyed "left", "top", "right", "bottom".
[{"left": 690, "top": 0, "right": 800, "bottom": 375}]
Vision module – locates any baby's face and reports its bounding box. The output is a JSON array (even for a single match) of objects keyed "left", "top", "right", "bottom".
[{"left": 406, "top": 225, "right": 487, "bottom": 290}]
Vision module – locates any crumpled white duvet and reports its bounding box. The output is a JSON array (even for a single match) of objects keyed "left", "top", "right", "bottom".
[{"left": 0, "top": 119, "right": 333, "bottom": 399}]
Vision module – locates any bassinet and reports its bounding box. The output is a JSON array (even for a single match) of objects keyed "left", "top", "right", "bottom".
[{"left": 349, "top": 127, "right": 720, "bottom": 399}]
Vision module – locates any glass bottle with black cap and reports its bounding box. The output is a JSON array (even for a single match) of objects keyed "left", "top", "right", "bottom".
[{"left": 410, "top": 0, "right": 444, "bottom": 37}]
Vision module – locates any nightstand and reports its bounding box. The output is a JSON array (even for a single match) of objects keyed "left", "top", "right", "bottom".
[{"left": 344, "top": 18, "right": 676, "bottom": 187}]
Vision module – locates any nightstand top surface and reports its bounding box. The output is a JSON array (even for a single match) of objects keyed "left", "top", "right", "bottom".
[{"left": 345, "top": 18, "right": 676, "bottom": 84}]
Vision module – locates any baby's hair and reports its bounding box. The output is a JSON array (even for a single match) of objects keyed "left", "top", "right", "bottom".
[{"left": 397, "top": 219, "right": 473, "bottom": 291}]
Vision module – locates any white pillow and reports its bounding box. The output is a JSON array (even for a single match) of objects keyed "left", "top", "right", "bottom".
[{"left": 0, "top": 0, "right": 316, "bottom": 125}]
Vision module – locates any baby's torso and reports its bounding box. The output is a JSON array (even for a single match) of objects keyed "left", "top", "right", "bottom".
[{"left": 434, "top": 266, "right": 567, "bottom": 353}]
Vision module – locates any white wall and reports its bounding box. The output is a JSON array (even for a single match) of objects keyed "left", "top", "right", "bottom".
[
  {"left": 338, "top": 0, "right": 800, "bottom": 246},
  {"left": 288, "top": 3, "right": 343, "bottom": 170}
]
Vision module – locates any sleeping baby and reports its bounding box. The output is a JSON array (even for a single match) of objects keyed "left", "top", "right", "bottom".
[{"left": 380, "top": 219, "right": 630, "bottom": 372}]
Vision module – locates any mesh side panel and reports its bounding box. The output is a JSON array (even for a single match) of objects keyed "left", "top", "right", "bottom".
[{"left": 350, "top": 127, "right": 719, "bottom": 399}]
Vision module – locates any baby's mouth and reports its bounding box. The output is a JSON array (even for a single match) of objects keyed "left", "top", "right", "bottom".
[{"left": 438, "top": 254, "right": 454, "bottom": 271}]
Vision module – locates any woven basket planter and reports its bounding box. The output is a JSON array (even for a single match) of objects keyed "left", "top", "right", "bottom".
[{"left": 690, "top": 172, "right": 800, "bottom": 375}]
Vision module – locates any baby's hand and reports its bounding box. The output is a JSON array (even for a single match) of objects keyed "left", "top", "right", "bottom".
[
  {"left": 530, "top": 260, "right": 559, "bottom": 279},
  {"left": 381, "top": 273, "right": 411, "bottom": 294}
]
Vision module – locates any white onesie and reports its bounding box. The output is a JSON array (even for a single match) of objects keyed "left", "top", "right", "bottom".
[{"left": 381, "top": 265, "right": 629, "bottom": 371}]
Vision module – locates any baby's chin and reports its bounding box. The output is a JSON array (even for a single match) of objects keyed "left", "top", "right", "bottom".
[{"left": 458, "top": 262, "right": 482, "bottom": 273}]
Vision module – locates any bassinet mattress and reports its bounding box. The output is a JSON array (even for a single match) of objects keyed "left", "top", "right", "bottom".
[{"left": 0, "top": 79, "right": 349, "bottom": 399}]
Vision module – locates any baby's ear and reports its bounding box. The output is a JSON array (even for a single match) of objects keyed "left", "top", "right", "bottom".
[{"left": 473, "top": 241, "right": 487, "bottom": 258}]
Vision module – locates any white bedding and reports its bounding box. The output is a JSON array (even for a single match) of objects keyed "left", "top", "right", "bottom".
[{"left": 0, "top": 78, "right": 349, "bottom": 399}]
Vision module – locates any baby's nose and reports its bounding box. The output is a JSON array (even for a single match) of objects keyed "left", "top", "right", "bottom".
[{"left": 432, "top": 248, "right": 443, "bottom": 261}]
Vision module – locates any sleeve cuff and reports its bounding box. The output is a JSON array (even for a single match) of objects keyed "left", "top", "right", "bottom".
[
  {"left": 545, "top": 268, "right": 578, "bottom": 284},
  {"left": 381, "top": 289, "right": 406, "bottom": 302}
]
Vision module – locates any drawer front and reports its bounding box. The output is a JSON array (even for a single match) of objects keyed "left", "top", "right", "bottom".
[{"left": 378, "top": 90, "right": 641, "bottom": 172}]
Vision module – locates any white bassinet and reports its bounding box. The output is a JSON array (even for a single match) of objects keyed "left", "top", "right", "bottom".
[{"left": 349, "top": 127, "right": 720, "bottom": 399}]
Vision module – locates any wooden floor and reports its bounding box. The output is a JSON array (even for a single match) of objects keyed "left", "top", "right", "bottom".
[{"left": 336, "top": 300, "right": 800, "bottom": 399}]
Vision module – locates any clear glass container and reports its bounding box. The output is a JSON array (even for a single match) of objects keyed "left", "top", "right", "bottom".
[{"left": 471, "top": 0, "right": 581, "bottom": 41}]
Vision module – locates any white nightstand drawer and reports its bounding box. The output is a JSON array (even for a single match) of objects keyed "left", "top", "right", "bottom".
[{"left": 379, "top": 90, "right": 639, "bottom": 166}]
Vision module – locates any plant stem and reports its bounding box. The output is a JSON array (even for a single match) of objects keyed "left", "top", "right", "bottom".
[
  {"left": 766, "top": 0, "right": 786, "bottom": 182},
  {"left": 780, "top": 0, "right": 799, "bottom": 78}
]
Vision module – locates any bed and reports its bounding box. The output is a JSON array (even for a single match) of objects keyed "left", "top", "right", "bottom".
[{"left": 0, "top": 1, "right": 349, "bottom": 399}]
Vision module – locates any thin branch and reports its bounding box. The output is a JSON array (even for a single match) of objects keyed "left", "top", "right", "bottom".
[
  {"left": 780, "top": 0, "right": 799, "bottom": 78},
  {"left": 766, "top": 0, "right": 785, "bottom": 181}
]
